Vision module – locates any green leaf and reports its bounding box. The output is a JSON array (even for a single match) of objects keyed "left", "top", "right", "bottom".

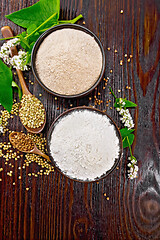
[
  {"left": 124, "top": 99, "right": 137, "bottom": 108},
  {"left": 122, "top": 134, "right": 134, "bottom": 148},
  {"left": 6, "top": 0, "right": 60, "bottom": 29},
  {"left": 114, "top": 98, "right": 120, "bottom": 108},
  {"left": 28, "top": 32, "right": 40, "bottom": 45},
  {"left": 21, "top": 31, "right": 27, "bottom": 37},
  {"left": 12, "top": 81, "right": 22, "bottom": 100},
  {"left": 19, "top": 35, "right": 30, "bottom": 50},
  {"left": 120, "top": 127, "right": 135, "bottom": 138},
  {"left": 114, "top": 98, "right": 137, "bottom": 108},
  {"left": 0, "top": 59, "right": 13, "bottom": 112},
  {"left": 25, "top": 53, "right": 31, "bottom": 64},
  {"left": 27, "top": 24, "right": 37, "bottom": 35}
]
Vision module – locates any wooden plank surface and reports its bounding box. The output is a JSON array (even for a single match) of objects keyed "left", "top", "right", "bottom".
[{"left": 0, "top": 0, "right": 160, "bottom": 239}]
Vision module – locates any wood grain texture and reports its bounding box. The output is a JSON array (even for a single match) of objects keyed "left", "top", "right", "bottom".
[{"left": 0, "top": 0, "right": 160, "bottom": 239}]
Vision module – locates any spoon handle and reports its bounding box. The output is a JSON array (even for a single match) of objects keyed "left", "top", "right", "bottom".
[
  {"left": 33, "top": 147, "right": 52, "bottom": 163},
  {"left": 1, "top": 26, "right": 31, "bottom": 96}
]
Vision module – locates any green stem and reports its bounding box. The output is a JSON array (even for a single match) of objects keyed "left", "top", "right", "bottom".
[
  {"left": 109, "top": 87, "right": 117, "bottom": 99},
  {"left": 39, "top": 14, "right": 83, "bottom": 33},
  {"left": 0, "top": 36, "right": 19, "bottom": 41},
  {"left": 127, "top": 136, "right": 133, "bottom": 158},
  {"left": 59, "top": 14, "right": 83, "bottom": 24},
  {"left": 39, "top": 23, "right": 57, "bottom": 33},
  {"left": 25, "top": 12, "right": 57, "bottom": 39}
]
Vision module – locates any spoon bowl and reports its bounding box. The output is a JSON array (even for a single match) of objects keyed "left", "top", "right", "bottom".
[
  {"left": 9, "top": 131, "right": 51, "bottom": 162},
  {"left": 1, "top": 26, "right": 46, "bottom": 134}
]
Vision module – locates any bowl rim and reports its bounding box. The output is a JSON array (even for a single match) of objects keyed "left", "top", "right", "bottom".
[
  {"left": 31, "top": 23, "right": 106, "bottom": 98},
  {"left": 47, "top": 106, "right": 123, "bottom": 183}
]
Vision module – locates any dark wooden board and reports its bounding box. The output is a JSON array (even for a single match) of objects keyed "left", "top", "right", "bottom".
[{"left": 0, "top": 0, "right": 160, "bottom": 239}]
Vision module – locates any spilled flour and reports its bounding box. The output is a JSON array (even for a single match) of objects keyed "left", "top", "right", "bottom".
[
  {"left": 50, "top": 109, "right": 120, "bottom": 181},
  {"left": 35, "top": 28, "right": 103, "bottom": 95}
]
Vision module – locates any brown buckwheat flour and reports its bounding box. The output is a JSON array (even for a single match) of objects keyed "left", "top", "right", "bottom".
[{"left": 35, "top": 28, "right": 103, "bottom": 95}]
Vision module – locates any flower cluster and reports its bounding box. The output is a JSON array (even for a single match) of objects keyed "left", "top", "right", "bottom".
[
  {"left": 115, "top": 97, "right": 137, "bottom": 179},
  {"left": 127, "top": 156, "right": 138, "bottom": 179},
  {"left": 109, "top": 87, "right": 138, "bottom": 180},
  {"left": 0, "top": 117, "right": 3, "bottom": 134},
  {"left": 0, "top": 38, "right": 29, "bottom": 71},
  {"left": 116, "top": 98, "right": 134, "bottom": 129},
  {"left": 10, "top": 50, "right": 28, "bottom": 71}
]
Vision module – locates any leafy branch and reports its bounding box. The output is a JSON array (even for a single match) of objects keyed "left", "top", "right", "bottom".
[
  {"left": 110, "top": 87, "right": 138, "bottom": 179},
  {"left": 0, "top": 0, "right": 83, "bottom": 112}
]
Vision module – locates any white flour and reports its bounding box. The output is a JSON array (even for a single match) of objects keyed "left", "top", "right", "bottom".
[
  {"left": 35, "top": 28, "right": 102, "bottom": 95},
  {"left": 50, "top": 109, "right": 120, "bottom": 181}
]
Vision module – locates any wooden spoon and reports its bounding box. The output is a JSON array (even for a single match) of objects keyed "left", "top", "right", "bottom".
[
  {"left": 1, "top": 26, "right": 46, "bottom": 134},
  {"left": 9, "top": 131, "right": 51, "bottom": 163}
]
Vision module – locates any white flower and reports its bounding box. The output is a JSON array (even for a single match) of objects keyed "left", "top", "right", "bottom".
[
  {"left": 134, "top": 165, "right": 138, "bottom": 172},
  {"left": 119, "top": 98, "right": 123, "bottom": 103},
  {"left": 7, "top": 38, "right": 20, "bottom": 47},
  {"left": 0, "top": 38, "right": 28, "bottom": 71},
  {"left": 117, "top": 108, "right": 134, "bottom": 129},
  {"left": 131, "top": 159, "right": 136, "bottom": 164}
]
